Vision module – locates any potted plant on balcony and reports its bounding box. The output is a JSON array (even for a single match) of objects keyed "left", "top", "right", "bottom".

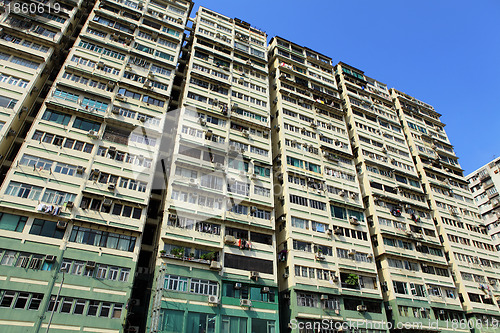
[
  {"left": 345, "top": 274, "right": 359, "bottom": 287},
  {"left": 170, "top": 247, "right": 184, "bottom": 259},
  {"left": 159, "top": 250, "right": 166, "bottom": 257},
  {"left": 200, "top": 251, "right": 216, "bottom": 263}
]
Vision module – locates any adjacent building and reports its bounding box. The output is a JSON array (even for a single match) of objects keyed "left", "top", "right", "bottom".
[
  {"left": 392, "top": 89, "right": 500, "bottom": 332},
  {"left": 0, "top": 0, "right": 88, "bottom": 181},
  {"left": 467, "top": 157, "right": 500, "bottom": 251},
  {"left": 269, "top": 38, "right": 386, "bottom": 333},
  {"left": 336, "top": 63, "right": 463, "bottom": 333},
  {"left": 0, "top": 0, "right": 191, "bottom": 331},
  {"left": 147, "top": 7, "right": 278, "bottom": 333}
]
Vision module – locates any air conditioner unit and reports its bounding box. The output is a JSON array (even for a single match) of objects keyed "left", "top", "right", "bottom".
[
  {"left": 87, "top": 130, "right": 99, "bottom": 139},
  {"left": 138, "top": 115, "right": 146, "bottom": 122},
  {"left": 224, "top": 235, "right": 236, "bottom": 244},
  {"left": 208, "top": 295, "right": 219, "bottom": 305},
  {"left": 320, "top": 294, "right": 329, "bottom": 300},
  {"left": 56, "top": 221, "right": 67, "bottom": 229},
  {"left": 108, "top": 183, "right": 116, "bottom": 191},
  {"left": 349, "top": 216, "right": 360, "bottom": 225},
  {"left": 210, "top": 261, "right": 221, "bottom": 270},
  {"left": 115, "top": 93, "right": 125, "bottom": 100},
  {"left": 76, "top": 166, "right": 85, "bottom": 174},
  {"left": 316, "top": 253, "right": 325, "bottom": 260},
  {"left": 348, "top": 249, "right": 356, "bottom": 256},
  {"left": 367, "top": 253, "right": 373, "bottom": 259},
  {"left": 45, "top": 255, "right": 56, "bottom": 262},
  {"left": 327, "top": 228, "right": 332, "bottom": 235},
  {"left": 250, "top": 271, "right": 259, "bottom": 279},
  {"left": 339, "top": 190, "right": 346, "bottom": 197},
  {"left": 240, "top": 299, "right": 252, "bottom": 307},
  {"left": 250, "top": 206, "right": 257, "bottom": 212},
  {"left": 260, "top": 287, "right": 270, "bottom": 294},
  {"left": 242, "top": 130, "right": 250, "bottom": 137},
  {"left": 283, "top": 273, "right": 289, "bottom": 279},
  {"left": 97, "top": 61, "right": 104, "bottom": 68},
  {"left": 189, "top": 178, "right": 198, "bottom": 186},
  {"left": 235, "top": 283, "right": 242, "bottom": 289},
  {"left": 199, "top": 118, "right": 207, "bottom": 126},
  {"left": 357, "top": 305, "right": 367, "bottom": 312},
  {"left": 86, "top": 261, "right": 96, "bottom": 269},
  {"left": 334, "top": 228, "right": 342, "bottom": 235},
  {"left": 66, "top": 201, "right": 74, "bottom": 208}
]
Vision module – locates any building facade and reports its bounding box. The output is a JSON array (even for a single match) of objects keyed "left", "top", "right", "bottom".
[
  {"left": 269, "top": 38, "right": 387, "bottom": 333},
  {"left": 0, "top": 0, "right": 191, "bottom": 331},
  {"left": 335, "top": 63, "right": 464, "bottom": 333},
  {"left": 392, "top": 89, "right": 500, "bottom": 332},
  {"left": 467, "top": 157, "right": 500, "bottom": 251},
  {"left": 147, "top": 7, "right": 278, "bottom": 333}
]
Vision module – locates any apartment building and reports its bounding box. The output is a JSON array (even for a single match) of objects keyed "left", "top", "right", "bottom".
[
  {"left": 392, "top": 89, "right": 500, "bottom": 332},
  {"left": 268, "top": 38, "right": 387, "bottom": 333},
  {"left": 0, "top": 0, "right": 191, "bottom": 331},
  {"left": 0, "top": 0, "right": 87, "bottom": 181},
  {"left": 335, "top": 63, "right": 468, "bottom": 333},
  {"left": 147, "top": 7, "right": 278, "bottom": 333},
  {"left": 467, "top": 157, "right": 500, "bottom": 251}
]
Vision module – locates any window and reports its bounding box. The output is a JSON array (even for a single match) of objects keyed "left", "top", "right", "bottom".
[
  {"left": 60, "top": 297, "right": 74, "bottom": 313},
  {"left": 297, "top": 293, "right": 317, "bottom": 307},
  {"left": 69, "top": 226, "right": 136, "bottom": 252},
  {"left": 0, "top": 291, "right": 16, "bottom": 307},
  {"left": 0, "top": 96, "right": 18, "bottom": 109},
  {"left": 100, "top": 302, "right": 111, "bottom": 317},
  {"left": 87, "top": 300, "right": 99, "bottom": 316},
  {"left": 29, "top": 219, "right": 65, "bottom": 239},
  {"left": 10, "top": 56, "right": 39, "bottom": 69},
  {"left": 112, "top": 304, "right": 123, "bottom": 318},
  {"left": 393, "top": 281, "right": 408, "bottom": 294},
  {"left": 73, "top": 299, "right": 86, "bottom": 314},
  {"left": 28, "top": 294, "right": 43, "bottom": 310},
  {"left": 164, "top": 275, "right": 188, "bottom": 292},
  {"left": 42, "top": 110, "right": 71, "bottom": 125},
  {"left": 291, "top": 217, "right": 308, "bottom": 229},
  {"left": 190, "top": 278, "right": 218, "bottom": 296},
  {"left": 72, "top": 117, "right": 100, "bottom": 132},
  {"left": 5, "top": 182, "right": 42, "bottom": 200},
  {"left": 0, "top": 251, "right": 16, "bottom": 266},
  {"left": 42, "top": 189, "right": 76, "bottom": 205},
  {"left": 0, "top": 213, "right": 27, "bottom": 232}
]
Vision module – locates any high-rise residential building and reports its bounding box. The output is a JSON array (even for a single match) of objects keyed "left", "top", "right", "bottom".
[
  {"left": 0, "top": 0, "right": 88, "bottom": 180},
  {"left": 467, "top": 158, "right": 500, "bottom": 251},
  {"left": 335, "top": 63, "right": 463, "bottom": 333},
  {"left": 269, "top": 38, "right": 386, "bottom": 333},
  {"left": 2, "top": 1, "right": 500, "bottom": 332},
  {"left": 391, "top": 89, "right": 500, "bottom": 331},
  {"left": 0, "top": 0, "right": 191, "bottom": 331},
  {"left": 147, "top": 7, "right": 278, "bottom": 333}
]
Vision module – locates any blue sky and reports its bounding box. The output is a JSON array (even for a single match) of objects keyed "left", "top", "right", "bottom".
[{"left": 191, "top": 0, "right": 500, "bottom": 174}]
